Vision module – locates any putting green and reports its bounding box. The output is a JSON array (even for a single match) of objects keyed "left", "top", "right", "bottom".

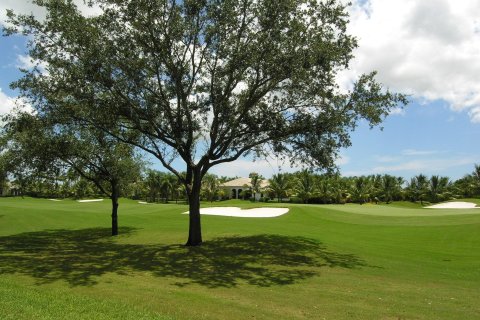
[{"left": 318, "top": 202, "right": 480, "bottom": 217}]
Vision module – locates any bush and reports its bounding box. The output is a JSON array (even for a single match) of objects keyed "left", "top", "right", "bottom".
[{"left": 289, "top": 196, "right": 302, "bottom": 204}]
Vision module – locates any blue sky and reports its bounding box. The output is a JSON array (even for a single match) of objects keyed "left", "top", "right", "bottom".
[{"left": 1, "top": 0, "right": 479, "bottom": 181}]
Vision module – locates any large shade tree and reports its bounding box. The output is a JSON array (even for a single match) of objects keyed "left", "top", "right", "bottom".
[{"left": 6, "top": 0, "right": 407, "bottom": 245}]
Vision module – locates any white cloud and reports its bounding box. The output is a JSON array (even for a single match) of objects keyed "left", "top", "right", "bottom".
[
  {"left": 0, "top": 1, "right": 44, "bottom": 26},
  {"left": 209, "top": 152, "right": 349, "bottom": 178},
  {"left": 401, "top": 149, "right": 439, "bottom": 156},
  {"left": 210, "top": 157, "right": 300, "bottom": 179},
  {"left": 0, "top": 88, "right": 34, "bottom": 116},
  {"left": 389, "top": 107, "right": 405, "bottom": 116},
  {"left": 345, "top": 0, "right": 480, "bottom": 123},
  {"left": 468, "top": 107, "right": 480, "bottom": 123},
  {"left": 344, "top": 156, "right": 476, "bottom": 177},
  {"left": 1, "top": 1, "right": 101, "bottom": 26},
  {"left": 0, "top": 88, "right": 16, "bottom": 115},
  {"left": 5, "top": 1, "right": 480, "bottom": 124},
  {"left": 371, "top": 157, "right": 476, "bottom": 174},
  {"left": 335, "top": 154, "right": 350, "bottom": 166},
  {"left": 16, "top": 54, "right": 36, "bottom": 69},
  {"left": 374, "top": 155, "right": 399, "bottom": 163}
]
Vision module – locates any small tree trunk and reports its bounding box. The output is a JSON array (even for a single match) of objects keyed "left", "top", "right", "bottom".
[{"left": 111, "top": 183, "right": 119, "bottom": 236}]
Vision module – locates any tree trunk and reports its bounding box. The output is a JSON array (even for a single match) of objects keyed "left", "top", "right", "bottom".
[
  {"left": 111, "top": 183, "right": 119, "bottom": 236},
  {"left": 186, "top": 169, "right": 203, "bottom": 246}
]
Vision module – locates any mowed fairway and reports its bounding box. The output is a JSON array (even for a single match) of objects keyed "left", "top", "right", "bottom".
[{"left": 1, "top": 198, "right": 479, "bottom": 319}]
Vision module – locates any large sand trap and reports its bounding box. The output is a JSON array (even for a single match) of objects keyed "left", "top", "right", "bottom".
[
  {"left": 183, "top": 207, "right": 289, "bottom": 218},
  {"left": 425, "top": 201, "right": 479, "bottom": 209},
  {"left": 48, "top": 199, "right": 62, "bottom": 201},
  {"left": 77, "top": 199, "right": 104, "bottom": 203}
]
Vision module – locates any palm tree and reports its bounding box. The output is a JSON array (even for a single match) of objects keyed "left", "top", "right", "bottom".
[
  {"left": 407, "top": 174, "right": 428, "bottom": 205},
  {"left": 370, "top": 174, "right": 383, "bottom": 203},
  {"left": 268, "top": 173, "right": 292, "bottom": 202},
  {"left": 316, "top": 175, "right": 333, "bottom": 204},
  {"left": 429, "top": 175, "right": 441, "bottom": 203},
  {"left": 176, "top": 184, "right": 187, "bottom": 204},
  {"left": 381, "top": 174, "right": 400, "bottom": 204},
  {"left": 452, "top": 174, "right": 476, "bottom": 198},
  {"left": 160, "top": 173, "right": 177, "bottom": 203},
  {"left": 396, "top": 176, "right": 406, "bottom": 201},
  {"left": 249, "top": 172, "right": 263, "bottom": 202},
  {"left": 351, "top": 176, "right": 371, "bottom": 204},
  {"left": 201, "top": 174, "right": 220, "bottom": 202},
  {"left": 472, "top": 164, "right": 480, "bottom": 196},
  {"left": 295, "top": 170, "right": 316, "bottom": 204},
  {"left": 428, "top": 175, "right": 452, "bottom": 203},
  {"left": 145, "top": 170, "right": 158, "bottom": 202}
]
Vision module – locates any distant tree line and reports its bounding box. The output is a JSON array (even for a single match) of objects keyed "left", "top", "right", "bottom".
[
  {"left": 1, "top": 154, "right": 479, "bottom": 206},
  {"left": 201, "top": 165, "right": 480, "bottom": 205},
  {"left": 266, "top": 166, "right": 480, "bottom": 205}
]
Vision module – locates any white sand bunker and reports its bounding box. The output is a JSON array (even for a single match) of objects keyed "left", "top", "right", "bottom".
[
  {"left": 48, "top": 199, "right": 62, "bottom": 201},
  {"left": 138, "top": 201, "right": 151, "bottom": 204},
  {"left": 425, "top": 201, "right": 479, "bottom": 209},
  {"left": 77, "top": 199, "right": 104, "bottom": 203},
  {"left": 183, "top": 207, "right": 289, "bottom": 218}
]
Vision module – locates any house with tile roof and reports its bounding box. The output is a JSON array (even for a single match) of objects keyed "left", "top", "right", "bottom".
[{"left": 220, "top": 177, "right": 269, "bottom": 200}]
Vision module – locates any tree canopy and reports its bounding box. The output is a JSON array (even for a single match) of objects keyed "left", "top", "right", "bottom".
[
  {"left": 5, "top": 0, "right": 407, "bottom": 245},
  {"left": 3, "top": 112, "right": 143, "bottom": 235}
]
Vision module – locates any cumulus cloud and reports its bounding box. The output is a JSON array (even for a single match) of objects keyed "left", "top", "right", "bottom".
[
  {"left": 389, "top": 107, "right": 405, "bottom": 116},
  {"left": 210, "top": 157, "right": 300, "bottom": 179},
  {"left": 370, "top": 156, "right": 476, "bottom": 174},
  {"left": 344, "top": 155, "right": 476, "bottom": 177},
  {"left": 0, "top": 1, "right": 42, "bottom": 25},
  {"left": 335, "top": 154, "right": 350, "bottom": 166},
  {"left": 0, "top": 0, "right": 101, "bottom": 26},
  {"left": 208, "top": 152, "right": 349, "bottom": 178},
  {"left": 0, "top": 88, "right": 34, "bottom": 116},
  {"left": 0, "top": 88, "right": 16, "bottom": 115},
  {"left": 5, "top": 1, "right": 479, "bottom": 123},
  {"left": 468, "top": 107, "right": 480, "bottom": 123},
  {"left": 16, "top": 54, "right": 36, "bottom": 69},
  {"left": 345, "top": 0, "right": 480, "bottom": 123}
]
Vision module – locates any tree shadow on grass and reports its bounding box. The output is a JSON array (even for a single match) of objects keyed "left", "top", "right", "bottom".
[{"left": 0, "top": 228, "right": 367, "bottom": 288}]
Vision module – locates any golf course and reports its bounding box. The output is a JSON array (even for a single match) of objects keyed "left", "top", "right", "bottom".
[{"left": 1, "top": 197, "right": 479, "bottom": 319}]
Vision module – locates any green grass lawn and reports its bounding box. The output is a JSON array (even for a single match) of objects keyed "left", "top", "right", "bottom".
[{"left": 1, "top": 197, "right": 479, "bottom": 319}]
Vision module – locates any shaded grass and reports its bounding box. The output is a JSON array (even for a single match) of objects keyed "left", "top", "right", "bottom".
[{"left": 0, "top": 227, "right": 366, "bottom": 287}]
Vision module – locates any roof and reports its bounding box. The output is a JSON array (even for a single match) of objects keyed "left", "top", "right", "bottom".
[{"left": 220, "top": 177, "right": 269, "bottom": 188}]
